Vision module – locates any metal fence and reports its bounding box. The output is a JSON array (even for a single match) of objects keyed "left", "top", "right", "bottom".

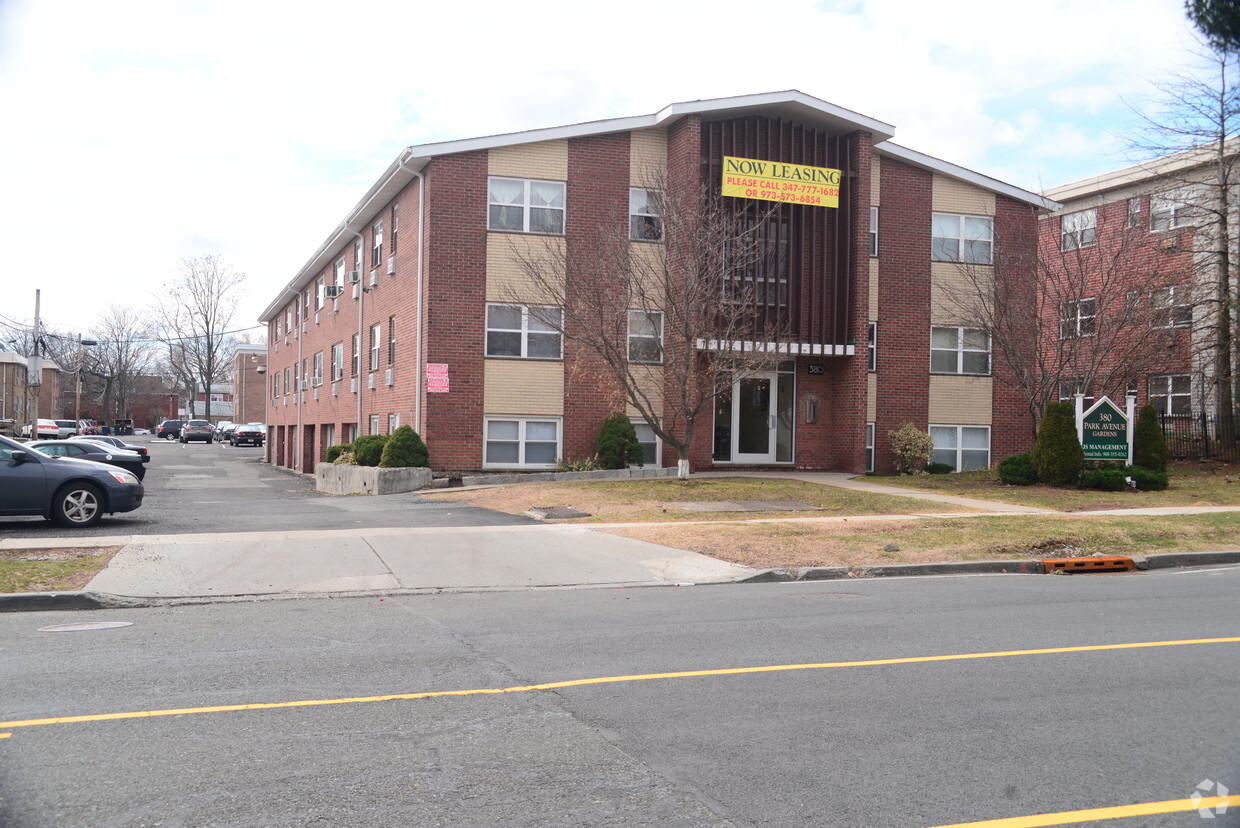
[{"left": 1159, "top": 413, "right": 1240, "bottom": 461}]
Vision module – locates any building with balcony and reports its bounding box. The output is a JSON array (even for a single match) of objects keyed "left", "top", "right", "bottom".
[{"left": 260, "top": 91, "right": 1054, "bottom": 475}]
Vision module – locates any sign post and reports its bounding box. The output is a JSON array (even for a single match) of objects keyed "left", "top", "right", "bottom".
[{"left": 1079, "top": 397, "right": 1130, "bottom": 463}]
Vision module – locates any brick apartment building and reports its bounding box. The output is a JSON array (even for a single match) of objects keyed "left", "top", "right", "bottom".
[
  {"left": 260, "top": 91, "right": 1055, "bottom": 476},
  {"left": 1042, "top": 145, "right": 1237, "bottom": 424}
]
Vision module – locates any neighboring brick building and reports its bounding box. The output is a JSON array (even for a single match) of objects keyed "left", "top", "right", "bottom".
[
  {"left": 232, "top": 344, "right": 268, "bottom": 425},
  {"left": 259, "top": 91, "right": 1053, "bottom": 475},
  {"left": 1042, "top": 146, "right": 1237, "bottom": 427}
]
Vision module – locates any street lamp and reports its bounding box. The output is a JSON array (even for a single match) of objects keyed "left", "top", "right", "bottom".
[{"left": 75, "top": 335, "right": 98, "bottom": 425}]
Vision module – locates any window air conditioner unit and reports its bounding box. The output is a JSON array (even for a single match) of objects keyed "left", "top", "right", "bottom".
[
  {"left": 352, "top": 285, "right": 361, "bottom": 300},
  {"left": 314, "top": 312, "right": 320, "bottom": 325},
  {"left": 1160, "top": 234, "right": 1178, "bottom": 251},
  {"left": 298, "top": 378, "right": 307, "bottom": 390},
  {"left": 350, "top": 377, "right": 358, "bottom": 393},
  {"left": 387, "top": 257, "right": 396, "bottom": 275},
  {"left": 347, "top": 270, "right": 361, "bottom": 283},
  {"left": 369, "top": 270, "right": 379, "bottom": 287},
  {"left": 385, "top": 368, "right": 394, "bottom": 386},
  {"left": 293, "top": 328, "right": 298, "bottom": 339},
  {"left": 324, "top": 285, "right": 344, "bottom": 299},
  {"left": 311, "top": 377, "right": 322, "bottom": 387},
  {"left": 368, "top": 373, "right": 376, "bottom": 390},
  {"left": 313, "top": 388, "right": 319, "bottom": 401},
  {"left": 331, "top": 382, "right": 339, "bottom": 396}
]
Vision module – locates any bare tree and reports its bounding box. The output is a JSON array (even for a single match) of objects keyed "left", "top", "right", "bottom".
[
  {"left": 509, "top": 177, "right": 792, "bottom": 479},
  {"left": 88, "top": 306, "right": 156, "bottom": 424},
  {"left": 946, "top": 216, "right": 1177, "bottom": 436},
  {"left": 1127, "top": 40, "right": 1239, "bottom": 446},
  {"left": 156, "top": 255, "right": 246, "bottom": 421}
]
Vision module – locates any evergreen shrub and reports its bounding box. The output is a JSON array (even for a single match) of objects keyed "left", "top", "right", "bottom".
[
  {"left": 1133, "top": 404, "right": 1169, "bottom": 472},
  {"left": 596, "top": 412, "right": 644, "bottom": 469},
  {"left": 925, "top": 462, "right": 954, "bottom": 474},
  {"left": 1032, "top": 402, "right": 1084, "bottom": 486},
  {"left": 1081, "top": 467, "right": 1127, "bottom": 491},
  {"left": 1126, "top": 464, "right": 1169, "bottom": 491},
  {"left": 325, "top": 444, "right": 350, "bottom": 464},
  {"left": 379, "top": 425, "right": 430, "bottom": 468},
  {"left": 352, "top": 434, "right": 389, "bottom": 467},
  {"left": 997, "top": 453, "right": 1038, "bottom": 486}
]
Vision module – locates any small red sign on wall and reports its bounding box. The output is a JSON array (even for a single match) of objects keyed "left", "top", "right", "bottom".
[{"left": 427, "top": 363, "right": 449, "bottom": 393}]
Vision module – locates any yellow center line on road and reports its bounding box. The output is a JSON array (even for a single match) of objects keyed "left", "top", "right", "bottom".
[
  {"left": 0, "top": 637, "right": 1236, "bottom": 732},
  {"left": 928, "top": 795, "right": 1240, "bottom": 827},
  {"left": 0, "top": 733, "right": 10, "bottom": 739}
]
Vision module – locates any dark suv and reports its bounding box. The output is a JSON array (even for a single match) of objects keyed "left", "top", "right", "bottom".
[
  {"left": 179, "top": 420, "right": 215, "bottom": 444},
  {"left": 157, "top": 420, "right": 185, "bottom": 440}
]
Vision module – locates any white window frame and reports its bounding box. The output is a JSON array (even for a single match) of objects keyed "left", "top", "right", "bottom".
[
  {"left": 1150, "top": 189, "right": 1195, "bottom": 231},
  {"left": 485, "top": 304, "right": 563, "bottom": 360},
  {"left": 627, "top": 310, "right": 663, "bottom": 364},
  {"left": 867, "top": 321, "right": 877, "bottom": 372},
  {"left": 869, "top": 206, "right": 879, "bottom": 257},
  {"left": 1060, "top": 209, "right": 1097, "bottom": 251},
  {"left": 369, "top": 323, "right": 381, "bottom": 371},
  {"left": 315, "top": 276, "right": 325, "bottom": 311},
  {"left": 332, "top": 342, "right": 344, "bottom": 381},
  {"left": 1059, "top": 298, "right": 1096, "bottom": 339},
  {"left": 629, "top": 188, "right": 664, "bottom": 241},
  {"left": 1151, "top": 285, "right": 1192, "bottom": 328},
  {"left": 369, "top": 414, "right": 380, "bottom": 435},
  {"left": 372, "top": 221, "right": 383, "bottom": 267},
  {"left": 483, "top": 416, "right": 562, "bottom": 469},
  {"left": 351, "top": 334, "right": 360, "bottom": 376},
  {"left": 1150, "top": 374, "right": 1191, "bottom": 417},
  {"left": 487, "top": 177, "right": 566, "bottom": 235},
  {"left": 630, "top": 417, "right": 661, "bottom": 468},
  {"left": 931, "top": 213, "right": 993, "bottom": 264},
  {"left": 313, "top": 351, "right": 323, "bottom": 382},
  {"left": 1058, "top": 379, "right": 1095, "bottom": 411},
  {"left": 1126, "top": 197, "right": 1141, "bottom": 228},
  {"left": 388, "top": 412, "right": 400, "bottom": 432},
  {"left": 929, "top": 424, "right": 991, "bottom": 472},
  {"left": 865, "top": 422, "right": 875, "bottom": 473},
  {"left": 930, "top": 326, "right": 991, "bottom": 375}
]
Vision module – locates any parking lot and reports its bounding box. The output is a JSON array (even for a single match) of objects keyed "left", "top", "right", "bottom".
[{"left": 0, "top": 436, "right": 530, "bottom": 539}]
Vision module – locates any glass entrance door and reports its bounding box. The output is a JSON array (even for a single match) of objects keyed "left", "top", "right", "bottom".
[{"left": 733, "top": 372, "right": 776, "bottom": 463}]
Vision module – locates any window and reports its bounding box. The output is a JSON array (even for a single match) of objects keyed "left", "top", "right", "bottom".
[
  {"left": 324, "top": 424, "right": 335, "bottom": 450},
  {"left": 344, "top": 423, "right": 357, "bottom": 444},
  {"left": 1126, "top": 197, "right": 1141, "bottom": 228},
  {"left": 391, "top": 204, "right": 398, "bottom": 254},
  {"left": 932, "top": 213, "right": 993, "bottom": 264},
  {"left": 485, "top": 304, "right": 563, "bottom": 359},
  {"left": 369, "top": 414, "right": 380, "bottom": 435},
  {"left": 1151, "top": 189, "right": 1194, "bottom": 231},
  {"left": 331, "top": 342, "right": 344, "bottom": 381},
  {"left": 1058, "top": 379, "right": 1095, "bottom": 411},
  {"left": 484, "top": 417, "right": 561, "bottom": 468},
  {"left": 724, "top": 215, "right": 789, "bottom": 307},
  {"left": 488, "top": 177, "right": 565, "bottom": 234},
  {"left": 869, "top": 206, "right": 879, "bottom": 257},
  {"left": 629, "top": 188, "right": 663, "bottom": 241},
  {"left": 283, "top": 367, "right": 290, "bottom": 396},
  {"left": 630, "top": 418, "right": 660, "bottom": 467},
  {"left": 627, "top": 310, "right": 663, "bottom": 363},
  {"left": 369, "top": 323, "right": 381, "bottom": 371},
  {"left": 388, "top": 316, "right": 397, "bottom": 364},
  {"left": 1151, "top": 286, "right": 1192, "bottom": 328},
  {"left": 1060, "top": 209, "right": 1096, "bottom": 251},
  {"left": 315, "top": 276, "right": 325, "bottom": 311},
  {"left": 1060, "top": 298, "right": 1096, "bottom": 338},
  {"left": 1150, "top": 374, "right": 1191, "bottom": 416},
  {"left": 388, "top": 413, "right": 400, "bottom": 433},
  {"left": 273, "top": 372, "right": 281, "bottom": 398},
  {"left": 930, "top": 326, "right": 990, "bottom": 374},
  {"left": 313, "top": 351, "right": 323, "bottom": 382},
  {"left": 351, "top": 334, "right": 359, "bottom": 376},
  {"left": 867, "top": 322, "right": 877, "bottom": 372},
  {"left": 335, "top": 257, "right": 346, "bottom": 289},
  {"left": 354, "top": 239, "right": 363, "bottom": 271},
  {"left": 372, "top": 221, "right": 383, "bottom": 266},
  {"left": 866, "top": 422, "right": 875, "bottom": 473},
  {"left": 930, "top": 425, "right": 991, "bottom": 472}
]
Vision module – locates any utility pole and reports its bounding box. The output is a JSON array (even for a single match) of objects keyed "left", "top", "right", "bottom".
[
  {"left": 75, "top": 333, "right": 98, "bottom": 424},
  {"left": 29, "top": 290, "right": 42, "bottom": 432}
]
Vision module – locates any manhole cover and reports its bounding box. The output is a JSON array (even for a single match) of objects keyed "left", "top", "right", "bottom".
[{"left": 38, "top": 622, "right": 134, "bottom": 632}]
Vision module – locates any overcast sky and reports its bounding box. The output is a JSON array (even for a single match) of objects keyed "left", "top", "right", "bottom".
[{"left": 0, "top": 0, "right": 1213, "bottom": 344}]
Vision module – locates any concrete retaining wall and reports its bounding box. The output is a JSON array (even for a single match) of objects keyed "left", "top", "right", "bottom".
[
  {"left": 316, "top": 464, "right": 434, "bottom": 495},
  {"left": 460, "top": 467, "right": 678, "bottom": 487}
]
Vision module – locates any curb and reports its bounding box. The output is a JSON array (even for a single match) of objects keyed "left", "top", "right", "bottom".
[{"left": 0, "top": 591, "right": 152, "bottom": 614}]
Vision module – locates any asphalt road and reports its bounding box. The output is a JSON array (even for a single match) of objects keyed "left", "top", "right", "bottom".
[
  {"left": 0, "top": 436, "right": 532, "bottom": 538},
  {"left": 1, "top": 566, "right": 1237, "bottom": 826}
]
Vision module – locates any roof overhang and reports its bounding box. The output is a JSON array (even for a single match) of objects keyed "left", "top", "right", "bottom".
[{"left": 876, "top": 142, "right": 1060, "bottom": 212}]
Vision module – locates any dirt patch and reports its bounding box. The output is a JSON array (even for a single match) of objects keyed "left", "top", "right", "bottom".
[{"left": 0, "top": 547, "right": 122, "bottom": 593}]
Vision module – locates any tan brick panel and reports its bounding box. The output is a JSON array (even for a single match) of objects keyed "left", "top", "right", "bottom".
[
  {"left": 488, "top": 141, "right": 568, "bottom": 181},
  {"left": 930, "top": 261, "right": 993, "bottom": 324},
  {"left": 629, "top": 129, "right": 668, "bottom": 187},
  {"left": 625, "top": 364, "right": 665, "bottom": 418},
  {"left": 486, "top": 235, "right": 566, "bottom": 303},
  {"left": 928, "top": 375, "right": 993, "bottom": 424},
  {"left": 932, "top": 176, "right": 995, "bottom": 216},
  {"left": 484, "top": 359, "right": 564, "bottom": 416}
]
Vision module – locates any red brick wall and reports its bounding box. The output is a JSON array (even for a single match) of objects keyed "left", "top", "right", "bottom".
[
  {"left": 873, "top": 157, "right": 932, "bottom": 473},
  {"left": 992, "top": 196, "right": 1039, "bottom": 457}
]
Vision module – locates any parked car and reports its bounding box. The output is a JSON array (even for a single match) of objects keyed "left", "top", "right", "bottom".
[
  {"left": 20, "top": 419, "right": 60, "bottom": 439},
  {"left": 69, "top": 434, "right": 150, "bottom": 459},
  {"left": 230, "top": 423, "right": 266, "bottom": 447},
  {"left": 54, "top": 419, "right": 79, "bottom": 438},
  {"left": 1, "top": 434, "right": 144, "bottom": 527},
  {"left": 28, "top": 439, "right": 149, "bottom": 481},
  {"left": 133, "top": 427, "right": 151, "bottom": 435},
  {"left": 179, "top": 420, "right": 215, "bottom": 444},
  {"left": 157, "top": 420, "right": 185, "bottom": 440},
  {"left": 78, "top": 420, "right": 101, "bottom": 435},
  {"left": 216, "top": 421, "right": 237, "bottom": 442}
]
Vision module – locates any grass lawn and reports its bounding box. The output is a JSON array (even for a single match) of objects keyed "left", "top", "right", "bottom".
[
  {"left": 870, "top": 460, "right": 1240, "bottom": 511},
  {"left": 419, "top": 476, "right": 974, "bottom": 523},
  {"left": 0, "top": 547, "right": 121, "bottom": 593},
  {"left": 608, "top": 513, "right": 1240, "bottom": 570}
]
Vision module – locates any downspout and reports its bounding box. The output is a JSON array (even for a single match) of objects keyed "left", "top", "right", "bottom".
[
  {"left": 396, "top": 152, "right": 426, "bottom": 434},
  {"left": 352, "top": 229, "right": 366, "bottom": 439},
  {"left": 296, "top": 295, "right": 303, "bottom": 471}
]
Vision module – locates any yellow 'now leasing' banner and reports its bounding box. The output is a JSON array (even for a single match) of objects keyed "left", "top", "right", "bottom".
[{"left": 721, "top": 155, "right": 841, "bottom": 208}]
